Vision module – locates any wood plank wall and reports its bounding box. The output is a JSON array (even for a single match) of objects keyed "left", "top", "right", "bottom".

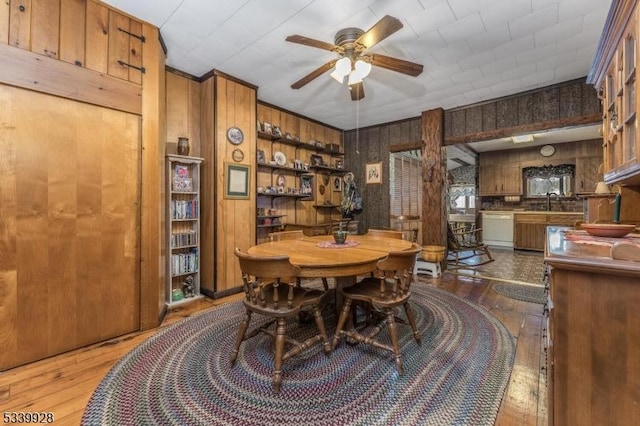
[
  {"left": 166, "top": 72, "right": 202, "bottom": 157},
  {"left": 1, "top": 0, "right": 144, "bottom": 86},
  {"left": 0, "top": 0, "right": 165, "bottom": 368},
  {"left": 212, "top": 75, "right": 256, "bottom": 295},
  {"left": 343, "top": 117, "right": 422, "bottom": 233},
  {"left": 444, "top": 78, "right": 601, "bottom": 145},
  {"left": 257, "top": 103, "right": 343, "bottom": 230}
]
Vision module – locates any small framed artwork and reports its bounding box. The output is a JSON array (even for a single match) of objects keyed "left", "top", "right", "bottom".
[
  {"left": 300, "top": 174, "right": 314, "bottom": 200},
  {"left": 256, "top": 149, "right": 266, "bottom": 164},
  {"left": 273, "top": 125, "right": 283, "bottom": 137},
  {"left": 262, "top": 122, "right": 273, "bottom": 134},
  {"left": 310, "top": 154, "right": 323, "bottom": 167},
  {"left": 334, "top": 159, "right": 344, "bottom": 169},
  {"left": 333, "top": 176, "right": 342, "bottom": 192},
  {"left": 224, "top": 163, "right": 251, "bottom": 199},
  {"left": 366, "top": 162, "right": 382, "bottom": 184}
]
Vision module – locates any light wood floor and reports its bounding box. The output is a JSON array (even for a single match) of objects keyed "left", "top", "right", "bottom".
[{"left": 0, "top": 271, "right": 547, "bottom": 426}]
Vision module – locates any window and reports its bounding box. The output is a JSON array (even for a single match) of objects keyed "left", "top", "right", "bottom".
[{"left": 390, "top": 150, "right": 422, "bottom": 216}]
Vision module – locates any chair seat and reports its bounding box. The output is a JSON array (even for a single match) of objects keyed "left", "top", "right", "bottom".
[
  {"left": 245, "top": 284, "right": 326, "bottom": 317},
  {"left": 343, "top": 278, "right": 410, "bottom": 307}
]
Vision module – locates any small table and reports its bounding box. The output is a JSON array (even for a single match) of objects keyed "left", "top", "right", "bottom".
[{"left": 247, "top": 234, "right": 413, "bottom": 309}]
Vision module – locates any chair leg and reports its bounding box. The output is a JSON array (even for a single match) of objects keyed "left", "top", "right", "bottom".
[
  {"left": 273, "top": 317, "right": 287, "bottom": 394},
  {"left": 331, "top": 298, "right": 353, "bottom": 350},
  {"left": 230, "top": 310, "right": 251, "bottom": 366},
  {"left": 313, "top": 306, "right": 331, "bottom": 355},
  {"left": 386, "top": 310, "right": 403, "bottom": 375},
  {"left": 403, "top": 301, "right": 421, "bottom": 344},
  {"left": 321, "top": 278, "right": 329, "bottom": 291}
]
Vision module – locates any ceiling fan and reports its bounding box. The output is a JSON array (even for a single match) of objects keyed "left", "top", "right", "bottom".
[{"left": 286, "top": 15, "right": 423, "bottom": 101}]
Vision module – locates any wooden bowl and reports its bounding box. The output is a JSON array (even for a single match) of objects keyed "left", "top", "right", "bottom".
[
  {"left": 421, "top": 245, "right": 445, "bottom": 262},
  {"left": 582, "top": 223, "right": 636, "bottom": 238}
]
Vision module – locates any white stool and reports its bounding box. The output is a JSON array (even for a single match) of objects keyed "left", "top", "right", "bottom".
[{"left": 414, "top": 256, "right": 442, "bottom": 278}]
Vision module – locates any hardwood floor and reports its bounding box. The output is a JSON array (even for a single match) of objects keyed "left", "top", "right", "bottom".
[{"left": 0, "top": 271, "right": 547, "bottom": 426}]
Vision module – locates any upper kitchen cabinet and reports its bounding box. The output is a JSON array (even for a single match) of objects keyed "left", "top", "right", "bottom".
[
  {"left": 589, "top": 0, "right": 640, "bottom": 185},
  {"left": 479, "top": 151, "right": 522, "bottom": 196}
]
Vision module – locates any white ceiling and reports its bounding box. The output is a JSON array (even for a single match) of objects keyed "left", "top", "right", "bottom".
[{"left": 102, "top": 0, "right": 610, "bottom": 132}]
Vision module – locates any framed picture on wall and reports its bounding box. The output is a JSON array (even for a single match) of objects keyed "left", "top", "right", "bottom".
[
  {"left": 224, "top": 163, "right": 251, "bottom": 199},
  {"left": 366, "top": 162, "right": 382, "bottom": 184},
  {"left": 256, "top": 149, "right": 266, "bottom": 164},
  {"left": 333, "top": 176, "right": 342, "bottom": 192},
  {"left": 300, "top": 174, "right": 314, "bottom": 200},
  {"left": 310, "top": 154, "right": 323, "bottom": 167}
]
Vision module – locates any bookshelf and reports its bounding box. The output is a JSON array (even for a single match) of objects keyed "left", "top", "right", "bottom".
[{"left": 166, "top": 155, "right": 204, "bottom": 306}]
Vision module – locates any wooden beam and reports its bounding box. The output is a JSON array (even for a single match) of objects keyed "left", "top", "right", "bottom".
[
  {"left": 421, "top": 108, "right": 446, "bottom": 247},
  {"left": 444, "top": 114, "right": 602, "bottom": 145},
  {"left": 0, "top": 42, "right": 141, "bottom": 114}
]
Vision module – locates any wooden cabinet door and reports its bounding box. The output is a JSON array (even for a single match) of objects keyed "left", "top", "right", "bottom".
[
  {"left": 515, "top": 214, "right": 546, "bottom": 250},
  {"left": 575, "top": 157, "right": 601, "bottom": 193},
  {"left": 0, "top": 85, "right": 141, "bottom": 370},
  {"left": 479, "top": 164, "right": 500, "bottom": 195},
  {"left": 501, "top": 164, "right": 522, "bottom": 195}
]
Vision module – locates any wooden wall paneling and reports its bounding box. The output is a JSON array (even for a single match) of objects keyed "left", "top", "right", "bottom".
[
  {"left": 482, "top": 102, "right": 497, "bottom": 131},
  {"left": 188, "top": 80, "right": 201, "bottom": 155},
  {"left": 107, "top": 10, "right": 130, "bottom": 81},
  {"left": 465, "top": 105, "right": 483, "bottom": 134},
  {"left": 518, "top": 94, "right": 533, "bottom": 125},
  {"left": 8, "top": 0, "right": 31, "bottom": 50},
  {"left": 139, "top": 22, "right": 164, "bottom": 330},
  {"left": 560, "top": 83, "right": 583, "bottom": 118},
  {"left": 85, "top": 0, "right": 108, "bottom": 74},
  {"left": 0, "top": 0, "right": 9, "bottom": 44},
  {"left": 30, "top": 0, "right": 60, "bottom": 58},
  {"left": 166, "top": 72, "right": 190, "bottom": 153},
  {"left": 59, "top": 0, "right": 86, "bottom": 66},
  {"left": 496, "top": 97, "right": 519, "bottom": 128},
  {"left": 449, "top": 109, "right": 465, "bottom": 138},
  {"left": 128, "top": 19, "right": 142, "bottom": 85},
  {"left": 199, "top": 77, "right": 215, "bottom": 294},
  {"left": 533, "top": 88, "right": 559, "bottom": 122},
  {"left": 0, "top": 42, "right": 142, "bottom": 115},
  {"left": 215, "top": 76, "right": 256, "bottom": 294}
]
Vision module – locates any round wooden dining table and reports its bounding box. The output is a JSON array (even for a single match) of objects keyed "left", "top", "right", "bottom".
[{"left": 247, "top": 234, "right": 413, "bottom": 308}]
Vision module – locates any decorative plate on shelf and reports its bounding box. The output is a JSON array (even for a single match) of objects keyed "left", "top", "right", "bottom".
[
  {"left": 226, "top": 126, "right": 244, "bottom": 145},
  {"left": 273, "top": 151, "right": 287, "bottom": 166},
  {"left": 582, "top": 223, "right": 636, "bottom": 238}
]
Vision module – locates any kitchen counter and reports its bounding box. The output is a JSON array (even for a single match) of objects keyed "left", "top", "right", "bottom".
[
  {"left": 544, "top": 226, "right": 640, "bottom": 425},
  {"left": 480, "top": 210, "right": 583, "bottom": 215}
]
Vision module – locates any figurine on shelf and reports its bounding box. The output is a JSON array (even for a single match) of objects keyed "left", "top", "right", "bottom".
[{"left": 183, "top": 275, "right": 195, "bottom": 298}]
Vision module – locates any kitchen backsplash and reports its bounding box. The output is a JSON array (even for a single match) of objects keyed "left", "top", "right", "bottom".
[{"left": 480, "top": 195, "right": 583, "bottom": 212}]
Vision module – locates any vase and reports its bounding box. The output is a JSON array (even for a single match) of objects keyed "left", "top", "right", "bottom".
[
  {"left": 333, "top": 231, "right": 348, "bottom": 244},
  {"left": 177, "top": 137, "right": 190, "bottom": 156}
]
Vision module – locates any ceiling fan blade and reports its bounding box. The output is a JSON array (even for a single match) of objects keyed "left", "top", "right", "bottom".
[
  {"left": 356, "top": 15, "right": 403, "bottom": 49},
  {"left": 286, "top": 35, "right": 340, "bottom": 52},
  {"left": 350, "top": 81, "right": 365, "bottom": 101},
  {"left": 291, "top": 59, "right": 338, "bottom": 89},
  {"left": 367, "top": 53, "right": 423, "bottom": 77}
]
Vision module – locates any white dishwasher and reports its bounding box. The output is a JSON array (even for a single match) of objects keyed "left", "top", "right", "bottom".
[{"left": 481, "top": 212, "right": 514, "bottom": 248}]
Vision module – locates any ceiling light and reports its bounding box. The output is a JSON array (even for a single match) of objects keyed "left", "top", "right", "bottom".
[
  {"left": 354, "top": 59, "right": 371, "bottom": 79},
  {"left": 512, "top": 134, "right": 534, "bottom": 144},
  {"left": 330, "top": 57, "right": 351, "bottom": 83}
]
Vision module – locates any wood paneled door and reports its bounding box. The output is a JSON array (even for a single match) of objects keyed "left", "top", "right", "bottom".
[{"left": 0, "top": 85, "right": 141, "bottom": 370}]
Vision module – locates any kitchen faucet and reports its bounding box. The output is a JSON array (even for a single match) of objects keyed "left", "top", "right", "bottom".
[{"left": 546, "top": 192, "right": 558, "bottom": 211}]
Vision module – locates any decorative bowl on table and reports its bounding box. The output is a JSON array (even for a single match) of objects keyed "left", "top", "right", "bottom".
[
  {"left": 581, "top": 223, "right": 636, "bottom": 238},
  {"left": 333, "top": 230, "right": 348, "bottom": 244}
]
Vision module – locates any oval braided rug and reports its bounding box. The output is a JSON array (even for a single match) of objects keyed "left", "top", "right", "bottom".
[{"left": 82, "top": 286, "right": 515, "bottom": 426}]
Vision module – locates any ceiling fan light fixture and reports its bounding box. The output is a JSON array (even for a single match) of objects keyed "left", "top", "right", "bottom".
[
  {"left": 354, "top": 59, "right": 372, "bottom": 79},
  {"left": 330, "top": 69, "right": 346, "bottom": 83},
  {"left": 348, "top": 71, "right": 363, "bottom": 85}
]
